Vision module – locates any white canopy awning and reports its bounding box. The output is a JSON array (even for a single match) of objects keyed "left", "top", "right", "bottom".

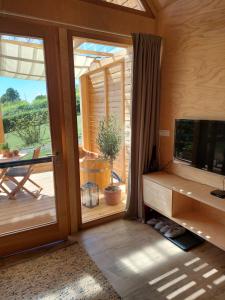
[
  {"left": 0, "top": 35, "right": 126, "bottom": 82},
  {"left": 0, "top": 37, "right": 99, "bottom": 80}
]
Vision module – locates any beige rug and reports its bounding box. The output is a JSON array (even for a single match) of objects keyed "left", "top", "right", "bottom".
[{"left": 0, "top": 243, "right": 120, "bottom": 300}]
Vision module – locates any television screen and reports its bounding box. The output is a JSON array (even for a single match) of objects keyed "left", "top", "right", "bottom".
[{"left": 174, "top": 119, "right": 225, "bottom": 175}]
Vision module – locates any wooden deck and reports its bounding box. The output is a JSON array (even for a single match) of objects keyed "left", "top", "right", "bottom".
[
  {"left": 0, "top": 171, "right": 126, "bottom": 236},
  {"left": 82, "top": 184, "right": 127, "bottom": 223},
  {"left": 0, "top": 171, "right": 56, "bottom": 236}
]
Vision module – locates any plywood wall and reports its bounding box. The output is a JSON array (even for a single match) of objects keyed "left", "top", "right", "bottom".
[{"left": 157, "top": 0, "right": 225, "bottom": 187}]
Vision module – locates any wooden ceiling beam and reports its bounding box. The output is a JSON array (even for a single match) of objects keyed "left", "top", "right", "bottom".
[
  {"left": 0, "top": 69, "right": 45, "bottom": 78},
  {"left": 74, "top": 48, "right": 114, "bottom": 57},
  {"left": 0, "top": 54, "right": 44, "bottom": 64},
  {"left": 0, "top": 38, "right": 43, "bottom": 49},
  {"left": 73, "top": 37, "right": 129, "bottom": 49},
  {"left": 0, "top": 55, "right": 90, "bottom": 69},
  {"left": 143, "top": 0, "right": 158, "bottom": 15}
]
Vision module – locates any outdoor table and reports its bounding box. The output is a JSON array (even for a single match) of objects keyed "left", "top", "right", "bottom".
[{"left": 0, "top": 152, "right": 27, "bottom": 196}]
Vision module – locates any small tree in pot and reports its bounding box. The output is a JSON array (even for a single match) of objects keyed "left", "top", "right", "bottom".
[{"left": 97, "top": 116, "right": 122, "bottom": 205}]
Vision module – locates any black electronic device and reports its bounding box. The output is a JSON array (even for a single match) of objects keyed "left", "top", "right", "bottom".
[
  {"left": 174, "top": 119, "right": 225, "bottom": 175},
  {"left": 210, "top": 189, "right": 225, "bottom": 198}
]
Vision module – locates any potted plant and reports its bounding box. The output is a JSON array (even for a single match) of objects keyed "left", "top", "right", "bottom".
[
  {"left": 1, "top": 142, "right": 11, "bottom": 158},
  {"left": 97, "top": 116, "right": 122, "bottom": 205}
]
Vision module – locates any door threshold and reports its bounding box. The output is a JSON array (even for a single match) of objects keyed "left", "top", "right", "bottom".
[
  {"left": 0, "top": 239, "right": 77, "bottom": 267},
  {"left": 80, "top": 211, "right": 125, "bottom": 229}
]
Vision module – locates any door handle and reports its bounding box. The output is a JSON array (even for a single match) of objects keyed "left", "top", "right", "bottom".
[{"left": 52, "top": 151, "right": 61, "bottom": 163}]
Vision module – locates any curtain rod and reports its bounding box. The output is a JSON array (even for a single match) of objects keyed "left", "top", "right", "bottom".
[{"left": 0, "top": 11, "right": 131, "bottom": 39}]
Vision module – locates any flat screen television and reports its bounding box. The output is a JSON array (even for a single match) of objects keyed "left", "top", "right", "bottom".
[{"left": 174, "top": 119, "right": 225, "bottom": 175}]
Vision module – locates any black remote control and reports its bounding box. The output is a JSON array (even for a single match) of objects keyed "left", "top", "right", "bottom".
[{"left": 210, "top": 189, "right": 225, "bottom": 198}]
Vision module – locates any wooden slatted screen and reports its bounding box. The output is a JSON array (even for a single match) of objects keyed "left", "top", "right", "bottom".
[
  {"left": 80, "top": 60, "right": 125, "bottom": 181},
  {"left": 107, "top": 63, "right": 125, "bottom": 180}
]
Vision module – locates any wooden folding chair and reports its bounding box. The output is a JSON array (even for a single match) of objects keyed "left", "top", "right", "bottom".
[
  {"left": 0, "top": 169, "right": 11, "bottom": 195},
  {"left": 3, "top": 147, "right": 43, "bottom": 199}
]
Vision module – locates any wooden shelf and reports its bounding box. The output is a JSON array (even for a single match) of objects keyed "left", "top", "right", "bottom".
[
  {"left": 172, "top": 211, "right": 225, "bottom": 251},
  {"left": 143, "top": 171, "right": 225, "bottom": 251},
  {"left": 143, "top": 171, "right": 225, "bottom": 212}
]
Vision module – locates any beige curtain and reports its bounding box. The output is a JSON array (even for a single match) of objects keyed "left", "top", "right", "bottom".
[{"left": 126, "top": 33, "right": 162, "bottom": 220}]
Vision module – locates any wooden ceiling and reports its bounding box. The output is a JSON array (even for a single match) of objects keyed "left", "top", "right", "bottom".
[{"left": 146, "top": 0, "right": 179, "bottom": 12}]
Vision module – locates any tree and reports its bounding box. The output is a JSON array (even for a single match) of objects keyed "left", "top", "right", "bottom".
[
  {"left": 96, "top": 116, "right": 122, "bottom": 186},
  {"left": 32, "top": 95, "right": 48, "bottom": 109},
  {"left": 0, "top": 88, "right": 20, "bottom": 103},
  {"left": 34, "top": 95, "right": 46, "bottom": 101},
  {"left": 8, "top": 109, "right": 49, "bottom": 146}
]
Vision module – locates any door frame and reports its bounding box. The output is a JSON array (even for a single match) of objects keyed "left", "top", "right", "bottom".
[
  {"left": 0, "top": 16, "right": 70, "bottom": 255},
  {"left": 67, "top": 29, "right": 131, "bottom": 229}
]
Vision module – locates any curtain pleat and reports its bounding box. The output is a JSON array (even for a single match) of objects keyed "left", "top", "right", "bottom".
[{"left": 126, "top": 33, "right": 162, "bottom": 220}]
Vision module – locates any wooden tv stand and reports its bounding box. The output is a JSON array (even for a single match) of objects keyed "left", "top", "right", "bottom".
[{"left": 143, "top": 171, "right": 225, "bottom": 251}]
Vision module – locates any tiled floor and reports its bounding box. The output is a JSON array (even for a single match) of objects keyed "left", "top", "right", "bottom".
[{"left": 76, "top": 219, "right": 225, "bottom": 299}]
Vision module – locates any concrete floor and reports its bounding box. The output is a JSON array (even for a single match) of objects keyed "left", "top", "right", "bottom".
[{"left": 76, "top": 219, "right": 225, "bottom": 300}]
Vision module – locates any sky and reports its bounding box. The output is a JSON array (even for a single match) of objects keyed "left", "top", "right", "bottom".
[{"left": 0, "top": 77, "right": 47, "bottom": 102}]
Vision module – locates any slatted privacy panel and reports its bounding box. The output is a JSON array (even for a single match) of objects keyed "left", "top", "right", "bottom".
[
  {"left": 80, "top": 60, "right": 126, "bottom": 182},
  {"left": 89, "top": 70, "right": 106, "bottom": 153},
  {"left": 107, "top": 62, "right": 125, "bottom": 181},
  {"left": 124, "top": 48, "right": 132, "bottom": 183}
]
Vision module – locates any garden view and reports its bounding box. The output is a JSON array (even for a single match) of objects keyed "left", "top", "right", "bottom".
[{"left": 0, "top": 84, "right": 82, "bottom": 159}]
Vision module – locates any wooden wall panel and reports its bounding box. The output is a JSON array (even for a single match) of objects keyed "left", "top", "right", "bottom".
[
  {"left": 158, "top": 0, "right": 225, "bottom": 187},
  {"left": 151, "top": 0, "right": 179, "bottom": 10}
]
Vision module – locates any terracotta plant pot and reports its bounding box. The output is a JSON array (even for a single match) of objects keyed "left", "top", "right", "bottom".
[
  {"left": 6, "top": 151, "right": 13, "bottom": 158},
  {"left": 104, "top": 186, "right": 121, "bottom": 205},
  {"left": 13, "top": 149, "right": 19, "bottom": 157},
  {"left": 2, "top": 150, "right": 10, "bottom": 158}
]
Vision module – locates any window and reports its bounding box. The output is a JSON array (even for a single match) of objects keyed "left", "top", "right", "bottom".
[{"left": 101, "top": 0, "right": 145, "bottom": 11}]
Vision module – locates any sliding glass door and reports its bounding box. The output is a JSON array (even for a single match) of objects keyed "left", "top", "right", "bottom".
[
  {"left": 0, "top": 17, "right": 69, "bottom": 255},
  {"left": 70, "top": 34, "right": 132, "bottom": 225}
]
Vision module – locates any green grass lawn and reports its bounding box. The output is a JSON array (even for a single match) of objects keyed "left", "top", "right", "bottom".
[{"left": 4, "top": 115, "right": 82, "bottom": 159}]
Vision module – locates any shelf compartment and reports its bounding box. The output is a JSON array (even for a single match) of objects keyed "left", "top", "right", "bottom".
[{"left": 172, "top": 191, "right": 225, "bottom": 251}]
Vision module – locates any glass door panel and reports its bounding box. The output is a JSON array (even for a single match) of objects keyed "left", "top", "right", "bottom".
[
  {"left": 0, "top": 17, "right": 69, "bottom": 255},
  {"left": 0, "top": 34, "right": 57, "bottom": 236},
  {"left": 72, "top": 36, "right": 132, "bottom": 224}
]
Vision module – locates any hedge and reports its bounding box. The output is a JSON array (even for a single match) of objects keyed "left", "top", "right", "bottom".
[{"left": 3, "top": 108, "right": 49, "bottom": 134}]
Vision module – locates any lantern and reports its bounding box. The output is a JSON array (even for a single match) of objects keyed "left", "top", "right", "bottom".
[{"left": 81, "top": 181, "right": 99, "bottom": 208}]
